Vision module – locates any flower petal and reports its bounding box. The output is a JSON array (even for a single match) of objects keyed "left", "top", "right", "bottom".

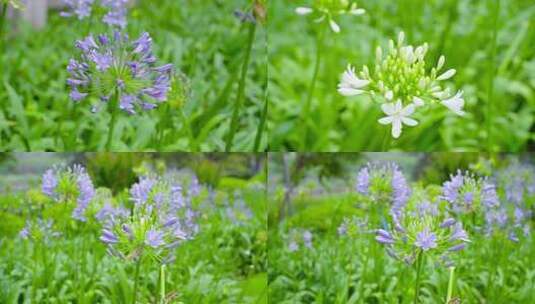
[{"left": 295, "top": 7, "right": 313, "bottom": 15}]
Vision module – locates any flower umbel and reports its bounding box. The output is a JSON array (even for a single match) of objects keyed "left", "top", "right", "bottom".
[
  {"left": 60, "top": 0, "right": 128, "bottom": 28},
  {"left": 100, "top": 175, "right": 200, "bottom": 263},
  {"left": 41, "top": 164, "right": 95, "bottom": 222},
  {"left": 295, "top": 0, "right": 365, "bottom": 33},
  {"left": 67, "top": 32, "right": 173, "bottom": 114},
  {"left": 339, "top": 32, "right": 465, "bottom": 138}
]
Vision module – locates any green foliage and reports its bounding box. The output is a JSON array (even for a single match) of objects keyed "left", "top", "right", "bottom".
[{"left": 85, "top": 153, "right": 146, "bottom": 193}]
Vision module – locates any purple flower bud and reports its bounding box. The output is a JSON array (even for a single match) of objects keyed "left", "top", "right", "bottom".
[
  {"left": 448, "top": 243, "right": 466, "bottom": 251},
  {"left": 100, "top": 230, "right": 118, "bottom": 244},
  {"left": 145, "top": 229, "right": 165, "bottom": 248},
  {"left": 415, "top": 228, "right": 437, "bottom": 251},
  {"left": 440, "top": 218, "right": 456, "bottom": 228}
]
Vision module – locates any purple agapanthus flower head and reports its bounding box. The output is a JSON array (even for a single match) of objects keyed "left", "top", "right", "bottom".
[
  {"left": 67, "top": 31, "right": 173, "bottom": 114},
  {"left": 61, "top": 0, "right": 128, "bottom": 29},
  {"left": 100, "top": 175, "right": 199, "bottom": 263},
  {"left": 100, "top": 0, "right": 128, "bottom": 28},
  {"left": 60, "top": 0, "right": 94, "bottom": 20},
  {"left": 41, "top": 164, "right": 95, "bottom": 222}
]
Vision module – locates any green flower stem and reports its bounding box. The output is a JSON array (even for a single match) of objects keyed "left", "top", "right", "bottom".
[
  {"left": 254, "top": 71, "right": 268, "bottom": 152},
  {"left": 413, "top": 250, "right": 424, "bottom": 304},
  {"left": 486, "top": 0, "right": 500, "bottom": 151},
  {"left": 132, "top": 254, "right": 143, "bottom": 304},
  {"left": 106, "top": 91, "right": 121, "bottom": 151},
  {"left": 159, "top": 264, "right": 166, "bottom": 304},
  {"left": 446, "top": 266, "right": 455, "bottom": 303},
  {"left": 0, "top": 2, "right": 7, "bottom": 48},
  {"left": 178, "top": 107, "right": 197, "bottom": 151},
  {"left": 300, "top": 25, "right": 325, "bottom": 150},
  {"left": 225, "top": 21, "right": 257, "bottom": 152},
  {"left": 381, "top": 126, "right": 391, "bottom": 151}
]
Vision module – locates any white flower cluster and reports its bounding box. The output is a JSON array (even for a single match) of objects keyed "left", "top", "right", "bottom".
[
  {"left": 338, "top": 32, "right": 465, "bottom": 138},
  {"left": 295, "top": 0, "right": 365, "bottom": 33}
]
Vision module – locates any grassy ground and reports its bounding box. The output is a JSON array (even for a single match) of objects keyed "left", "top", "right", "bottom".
[
  {"left": 268, "top": 0, "right": 535, "bottom": 151},
  {"left": 0, "top": 0, "right": 267, "bottom": 151}
]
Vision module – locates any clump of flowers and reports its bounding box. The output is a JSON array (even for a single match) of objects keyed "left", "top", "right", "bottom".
[
  {"left": 287, "top": 229, "right": 314, "bottom": 252},
  {"left": 99, "top": 175, "right": 200, "bottom": 264},
  {"left": 224, "top": 191, "right": 253, "bottom": 225},
  {"left": 337, "top": 215, "right": 368, "bottom": 237},
  {"left": 67, "top": 31, "right": 173, "bottom": 115},
  {"left": 376, "top": 198, "right": 470, "bottom": 266},
  {"left": 41, "top": 164, "right": 95, "bottom": 222},
  {"left": 295, "top": 0, "right": 365, "bottom": 33},
  {"left": 60, "top": 0, "right": 129, "bottom": 28},
  {"left": 487, "top": 163, "right": 535, "bottom": 241},
  {"left": 440, "top": 170, "right": 500, "bottom": 216},
  {"left": 338, "top": 32, "right": 465, "bottom": 138},
  {"left": 355, "top": 162, "right": 411, "bottom": 215},
  {"left": 19, "top": 218, "right": 61, "bottom": 242}
]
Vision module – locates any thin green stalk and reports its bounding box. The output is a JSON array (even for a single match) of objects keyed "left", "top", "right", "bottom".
[
  {"left": 178, "top": 107, "right": 197, "bottom": 151},
  {"left": 132, "top": 255, "right": 143, "bottom": 304},
  {"left": 486, "top": 0, "right": 500, "bottom": 152},
  {"left": 381, "top": 126, "right": 391, "bottom": 151},
  {"left": 0, "top": 2, "right": 7, "bottom": 47},
  {"left": 105, "top": 91, "right": 120, "bottom": 151},
  {"left": 413, "top": 250, "right": 424, "bottom": 304},
  {"left": 300, "top": 25, "right": 325, "bottom": 150},
  {"left": 159, "top": 264, "right": 166, "bottom": 304},
  {"left": 226, "top": 21, "right": 257, "bottom": 152},
  {"left": 446, "top": 266, "right": 455, "bottom": 303}
]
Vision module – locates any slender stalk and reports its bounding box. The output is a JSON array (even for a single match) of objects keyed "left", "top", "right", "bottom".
[
  {"left": 159, "top": 264, "right": 166, "bottom": 304},
  {"left": 446, "top": 266, "right": 455, "bottom": 303},
  {"left": 0, "top": 3, "right": 7, "bottom": 48},
  {"left": 226, "top": 21, "right": 257, "bottom": 152},
  {"left": 381, "top": 126, "right": 391, "bottom": 151},
  {"left": 132, "top": 255, "right": 143, "bottom": 304},
  {"left": 486, "top": 0, "right": 500, "bottom": 151},
  {"left": 300, "top": 25, "right": 325, "bottom": 150},
  {"left": 178, "top": 107, "right": 197, "bottom": 151},
  {"left": 105, "top": 91, "right": 120, "bottom": 151},
  {"left": 413, "top": 250, "right": 424, "bottom": 304}
]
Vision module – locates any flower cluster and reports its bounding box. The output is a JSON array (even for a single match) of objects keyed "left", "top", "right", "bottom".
[
  {"left": 486, "top": 163, "right": 535, "bottom": 241},
  {"left": 338, "top": 32, "right": 465, "bottom": 138},
  {"left": 376, "top": 198, "right": 470, "bottom": 266},
  {"left": 337, "top": 215, "right": 368, "bottom": 237},
  {"left": 440, "top": 170, "right": 500, "bottom": 215},
  {"left": 20, "top": 218, "right": 61, "bottom": 242},
  {"left": 100, "top": 175, "right": 200, "bottom": 264},
  {"left": 287, "top": 229, "right": 313, "bottom": 252},
  {"left": 60, "top": 0, "right": 128, "bottom": 28},
  {"left": 355, "top": 162, "right": 411, "bottom": 214},
  {"left": 41, "top": 164, "right": 95, "bottom": 222},
  {"left": 67, "top": 32, "right": 173, "bottom": 114},
  {"left": 295, "top": 0, "right": 365, "bottom": 33},
  {"left": 224, "top": 191, "right": 253, "bottom": 225}
]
